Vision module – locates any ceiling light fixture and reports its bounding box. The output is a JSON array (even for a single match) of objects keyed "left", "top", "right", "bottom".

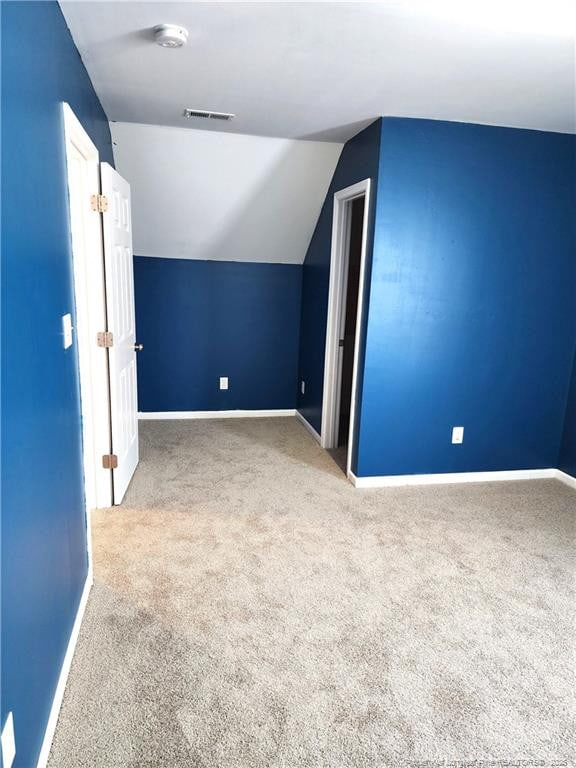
[{"left": 153, "top": 24, "right": 188, "bottom": 48}]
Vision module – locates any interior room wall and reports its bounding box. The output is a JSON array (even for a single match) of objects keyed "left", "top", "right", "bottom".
[
  {"left": 354, "top": 118, "right": 576, "bottom": 478},
  {"left": 559, "top": 353, "right": 576, "bottom": 478},
  {"left": 1, "top": 2, "right": 114, "bottom": 766},
  {"left": 296, "top": 119, "right": 382, "bottom": 434},
  {"left": 111, "top": 121, "right": 342, "bottom": 264},
  {"left": 135, "top": 257, "right": 302, "bottom": 412},
  {"left": 112, "top": 122, "right": 342, "bottom": 413}
]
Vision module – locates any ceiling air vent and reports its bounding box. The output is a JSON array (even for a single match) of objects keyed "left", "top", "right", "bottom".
[{"left": 183, "top": 109, "right": 235, "bottom": 121}]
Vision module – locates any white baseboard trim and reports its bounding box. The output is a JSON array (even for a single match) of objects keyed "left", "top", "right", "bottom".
[
  {"left": 138, "top": 409, "right": 296, "bottom": 420},
  {"left": 554, "top": 469, "right": 576, "bottom": 490},
  {"left": 36, "top": 570, "right": 93, "bottom": 768},
  {"left": 348, "top": 468, "right": 566, "bottom": 488},
  {"left": 295, "top": 410, "right": 322, "bottom": 444}
]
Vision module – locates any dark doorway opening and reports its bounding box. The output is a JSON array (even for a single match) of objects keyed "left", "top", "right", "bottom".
[{"left": 330, "top": 195, "right": 365, "bottom": 472}]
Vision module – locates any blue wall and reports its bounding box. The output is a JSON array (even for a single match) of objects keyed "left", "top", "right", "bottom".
[
  {"left": 1, "top": 3, "right": 113, "bottom": 766},
  {"left": 559, "top": 353, "right": 576, "bottom": 478},
  {"left": 134, "top": 257, "right": 302, "bottom": 411},
  {"left": 355, "top": 118, "right": 576, "bottom": 477},
  {"left": 297, "top": 120, "right": 381, "bottom": 433}
]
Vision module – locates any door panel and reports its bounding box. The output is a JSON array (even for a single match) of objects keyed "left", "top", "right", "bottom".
[{"left": 100, "top": 162, "right": 138, "bottom": 503}]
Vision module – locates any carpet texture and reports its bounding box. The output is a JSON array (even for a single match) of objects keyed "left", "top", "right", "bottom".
[{"left": 48, "top": 417, "right": 576, "bottom": 767}]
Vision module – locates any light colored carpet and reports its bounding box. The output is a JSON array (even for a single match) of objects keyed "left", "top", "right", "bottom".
[{"left": 48, "top": 417, "right": 576, "bottom": 767}]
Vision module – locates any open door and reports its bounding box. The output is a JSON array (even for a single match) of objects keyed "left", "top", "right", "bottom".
[{"left": 100, "top": 162, "right": 139, "bottom": 503}]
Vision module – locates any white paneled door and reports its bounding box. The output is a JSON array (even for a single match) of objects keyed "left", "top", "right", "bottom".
[{"left": 100, "top": 162, "right": 139, "bottom": 504}]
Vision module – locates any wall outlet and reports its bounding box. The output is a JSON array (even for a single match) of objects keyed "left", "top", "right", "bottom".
[
  {"left": 301, "top": 380, "right": 305, "bottom": 395},
  {"left": 452, "top": 426, "right": 464, "bottom": 444},
  {"left": 62, "top": 313, "right": 73, "bottom": 349},
  {"left": 1, "top": 712, "right": 16, "bottom": 768},
  {"left": 219, "top": 376, "right": 229, "bottom": 391}
]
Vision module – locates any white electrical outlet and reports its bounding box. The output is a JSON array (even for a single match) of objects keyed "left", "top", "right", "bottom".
[
  {"left": 452, "top": 426, "right": 464, "bottom": 444},
  {"left": 62, "top": 313, "right": 73, "bottom": 349},
  {"left": 1, "top": 712, "right": 16, "bottom": 768},
  {"left": 301, "top": 380, "right": 305, "bottom": 395},
  {"left": 219, "top": 377, "right": 229, "bottom": 391}
]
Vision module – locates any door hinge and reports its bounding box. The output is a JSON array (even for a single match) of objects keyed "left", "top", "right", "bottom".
[
  {"left": 91, "top": 194, "right": 108, "bottom": 213},
  {"left": 97, "top": 331, "right": 114, "bottom": 348},
  {"left": 102, "top": 454, "right": 118, "bottom": 469}
]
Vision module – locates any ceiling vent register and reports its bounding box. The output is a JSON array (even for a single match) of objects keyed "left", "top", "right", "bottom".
[{"left": 183, "top": 109, "right": 235, "bottom": 121}]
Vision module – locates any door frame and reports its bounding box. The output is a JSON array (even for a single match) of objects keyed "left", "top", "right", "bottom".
[
  {"left": 321, "top": 178, "right": 371, "bottom": 476},
  {"left": 63, "top": 103, "right": 112, "bottom": 512}
]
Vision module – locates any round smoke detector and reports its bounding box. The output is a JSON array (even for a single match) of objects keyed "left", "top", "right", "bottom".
[{"left": 154, "top": 24, "right": 189, "bottom": 48}]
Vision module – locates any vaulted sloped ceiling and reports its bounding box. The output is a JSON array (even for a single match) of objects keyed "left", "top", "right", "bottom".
[
  {"left": 61, "top": 0, "right": 574, "bottom": 263},
  {"left": 111, "top": 122, "right": 342, "bottom": 263}
]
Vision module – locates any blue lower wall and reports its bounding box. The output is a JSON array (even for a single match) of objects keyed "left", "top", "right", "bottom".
[
  {"left": 560, "top": 354, "right": 576, "bottom": 478},
  {"left": 297, "top": 120, "right": 381, "bottom": 434},
  {"left": 356, "top": 118, "right": 576, "bottom": 477},
  {"left": 1, "top": 3, "right": 114, "bottom": 766},
  {"left": 134, "top": 257, "right": 302, "bottom": 411}
]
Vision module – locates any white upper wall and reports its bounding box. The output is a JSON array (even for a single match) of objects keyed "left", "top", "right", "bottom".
[{"left": 111, "top": 122, "right": 342, "bottom": 264}]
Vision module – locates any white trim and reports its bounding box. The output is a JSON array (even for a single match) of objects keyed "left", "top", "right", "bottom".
[
  {"left": 1, "top": 713, "right": 16, "bottom": 768},
  {"left": 295, "top": 410, "right": 322, "bottom": 443},
  {"left": 555, "top": 469, "right": 576, "bottom": 490},
  {"left": 348, "top": 468, "right": 567, "bottom": 488},
  {"left": 36, "top": 572, "right": 93, "bottom": 768},
  {"left": 40, "top": 102, "right": 99, "bottom": 768},
  {"left": 63, "top": 103, "right": 112, "bottom": 511},
  {"left": 321, "top": 178, "right": 371, "bottom": 481},
  {"left": 138, "top": 409, "right": 296, "bottom": 420}
]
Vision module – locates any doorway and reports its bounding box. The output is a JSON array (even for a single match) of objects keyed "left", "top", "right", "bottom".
[
  {"left": 321, "top": 179, "right": 371, "bottom": 479},
  {"left": 63, "top": 103, "right": 112, "bottom": 511},
  {"left": 63, "top": 103, "right": 140, "bottom": 509},
  {"left": 337, "top": 195, "right": 364, "bottom": 453}
]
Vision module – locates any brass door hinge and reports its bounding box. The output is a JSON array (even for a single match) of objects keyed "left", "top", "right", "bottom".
[
  {"left": 102, "top": 454, "right": 118, "bottom": 469},
  {"left": 97, "top": 331, "right": 114, "bottom": 348},
  {"left": 91, "top": 194, "right": 108, "bottom": 213}
]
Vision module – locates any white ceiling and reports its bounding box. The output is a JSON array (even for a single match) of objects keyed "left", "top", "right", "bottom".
[
  {"left": 60, "top": 1, "right": 576, "bottom": 142},
  {"left": 111, "top": 122, "right": 341, "bottom": 263}
]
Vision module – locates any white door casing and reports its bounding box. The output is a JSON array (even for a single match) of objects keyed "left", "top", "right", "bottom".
[
  {"left": 100, "top": 162, "right": 139, "bottom": 503},
  {"left": 63, "top": 103, "right": 112, "bottom": 513},
  {"left": 321, "top": 178, "right": 371, "bottom": 479}
]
